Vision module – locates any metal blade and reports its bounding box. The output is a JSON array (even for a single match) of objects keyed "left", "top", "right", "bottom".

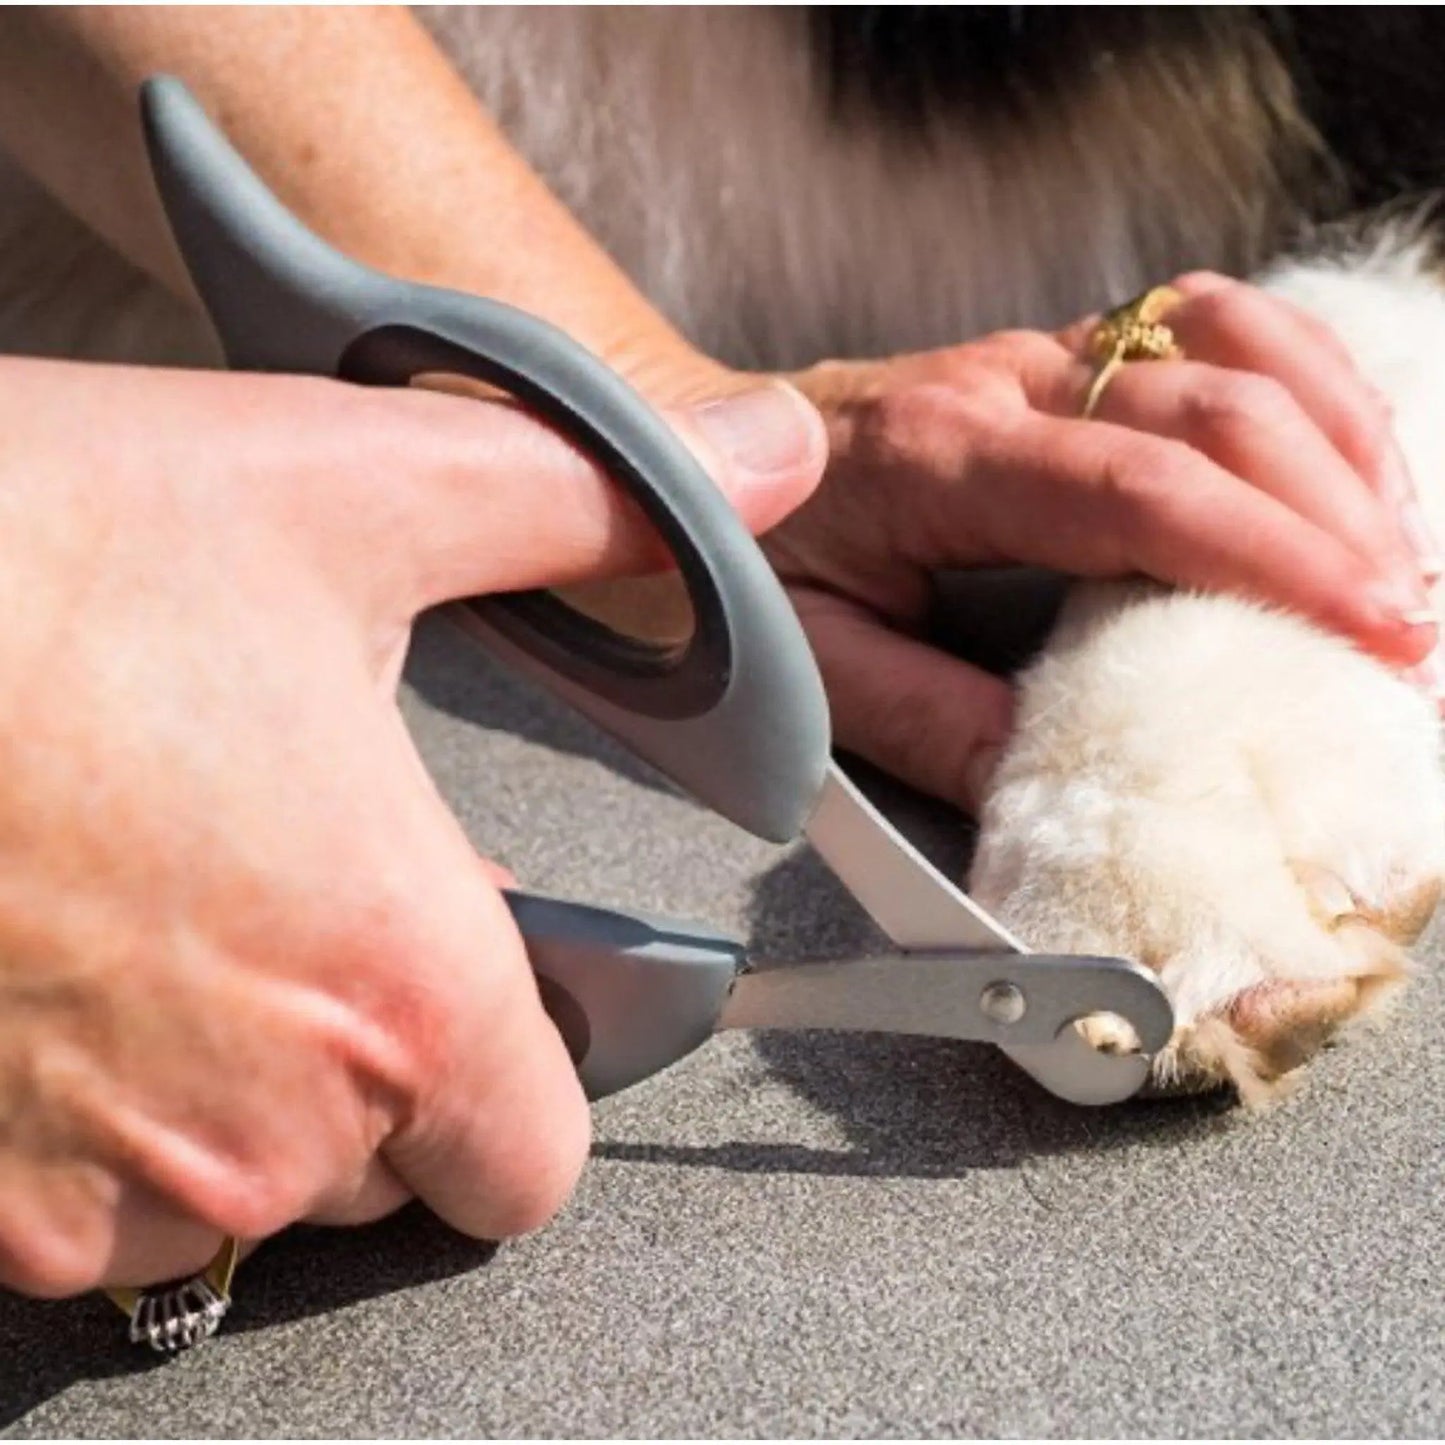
[
  {"left": 791, "top": 762, "right": 1179, "bottom": 1107},
  {"left": 804, "top": 761, "right": 1025, "bottom": 953},
  {"left": 1001, "top": 1037, "right": 1154, "bottom": 1107},
  {"left": 719, "top": 950, "right": 1174, "bottom": 1055}
]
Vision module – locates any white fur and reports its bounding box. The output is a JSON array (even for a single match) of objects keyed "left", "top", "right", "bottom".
[
  {"left": 971, "top": 583, "right": 1445, "bottom": 1020},
  {"left": 971, "top": 247, "right": 1445, "bottom": 1089}
]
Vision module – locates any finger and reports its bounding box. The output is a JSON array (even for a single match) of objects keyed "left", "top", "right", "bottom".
[
  {"left": 1090, "top": 359, "right": 1408, "bottom": 579},
  {"left": 1156, "top": 276, "right": 1445, "bottom": 578},
  {"left": 1168, "top": 276, "right": 1401, "bottom": 491},
  {"left": 1064, "top": 273, "right": 1367, "bottom": 433},
  {"left": 1165, "top": 278, "right": 1445, "bottom": 669},
  {"left": 1394, "top": 484, "right": 1445, "bottom": 582},
  {"left": 348, "top": 380, "right": 827, "bottom": 611},
  {"left": 305, "top": 1154, "right": 413, "bottom": 1227},
  {"left": 935, "top": 415, "right": 1437, "bottom": 668},
  {"left": 791, "top": 586, "right": 1015, "bottom": 812},
  {"left": 1171, "top": 271, "right": 1360, "bottom": 373},
  {"left": 102, "top": 1181, "right": 229, "bottom": 1291},
  {"left": 0, "top": 1159, "right": 241, "bottom": 1298},
  {"left": 1376, "top": 404, "right": 1445, "bottom": 574},
  {"left": 1059, "top": 275, "right": 1427, "bottom": 548},
  {"left": 380, "top": 814, "right": 590, "bottom": 1241}
]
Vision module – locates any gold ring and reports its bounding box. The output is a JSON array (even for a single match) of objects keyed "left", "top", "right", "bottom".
[
  {"left": 105, "top": 1234, "right": 241, "bottom": 1353},
  {"left": 1082, "top": 284, "right": 1185, "bottom": 419}
]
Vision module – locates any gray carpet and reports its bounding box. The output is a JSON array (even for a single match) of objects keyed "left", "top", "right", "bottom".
[{"left": 3, "top": 614, "right": 1442, "bottom": 1438}]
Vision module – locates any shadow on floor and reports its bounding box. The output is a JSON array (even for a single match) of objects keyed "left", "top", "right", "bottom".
[
  {"left": 594, "top": 996, "right": 1235, "bottom": 1184},
  {"left": 596, "top": 750, "right": 1237, "bottom": 1183},
  {"left": 404, "top": 610, "right": 678, "bottom": 798},
  {"left": 404, "top": 567, "right": 1068, "bottom": 799},
  {"left": 0, "top": 1205, "right": 496, "bottom": 1430}
]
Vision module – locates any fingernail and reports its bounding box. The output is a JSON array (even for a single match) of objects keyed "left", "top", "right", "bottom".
[
  {"left": 965, "top": 743, "right": 1005, "bottom": 808},
  {"left": 1368, "top": 574, "right": 1435, "bottom": 624},
  {"left": 1380, "top": 451, "right": 1412, "bottom": 507},
  {"left": 688, "top": 382, "right": 824, "bottom": 479},
  {"left": 1381, "top": 450, "right": 1445, "bottom": 580},
  {"left": 1401, "top": 500, "right": 1445, "bottom": 581}
]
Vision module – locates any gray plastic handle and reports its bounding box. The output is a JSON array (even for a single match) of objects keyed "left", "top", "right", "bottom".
[
  {"left": 504, "top": 891, "right": 743, "bottom": 1099},
  {"left": 140, "top": 75, "right": 830, "bottom": 844}
]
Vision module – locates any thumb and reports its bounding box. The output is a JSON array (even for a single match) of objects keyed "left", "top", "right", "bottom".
[
  {"left": 380, "top": 379, "right": 826, "bottom": 611},
  {"left": 669, "top": 380, "right": 830, "bottom": 537}
]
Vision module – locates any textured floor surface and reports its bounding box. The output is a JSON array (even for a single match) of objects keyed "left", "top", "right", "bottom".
[{"left": 3, "top": 615, "right": 1442, "bottom": 1438}]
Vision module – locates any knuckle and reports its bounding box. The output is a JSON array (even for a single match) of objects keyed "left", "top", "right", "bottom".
[
  {"left": 1187, "top": 371, "right": 1294, "bottom": 438},
  {"left": 864, "top": 384, "right": 985, "bottom": 466},
  {"left": 1096, "top": 437, "right": 1189, "bottom": 538},
  {"left": 988, "top": 328, "right": 1061, "bottom": 370},
  {"left": 312, "top": 887, "right": 449, "bottom": 1073},
  {"left": 1292, "top": 307, "right": 1353, "bottom": 362},
  {"left": 1340, "top": 402, "right": 1396, "bottom": 477},
  {"left": 1185, "top": 280, "right": 1268, "bottom": 340},
  {"left": 1172, "top": 269, "right": 1232, "bottom": 296},
  {"left": 199, "top": 1168, "right": 312, "bottom": 1243},
  {"left": 319, "top": 874, "right": 429, "bottom": 975},
  {"left": 0, "top": 1227, "right": 105, "bottom": 1299},
  {"left": 175, "top": 1121, "right": 386, "bottom": 1245},
  {"left": 166, "top": 1133, "right": 331, "bottom": 1245},
  {"left": 988, "top": 330, "right": 1072, "bottom": 404},
  {"left": 874, "top": 382, "right": 965, "bottom": 432}
]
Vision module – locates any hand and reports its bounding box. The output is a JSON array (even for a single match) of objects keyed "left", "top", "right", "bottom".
[
  {"left": 17, "top": 10, "right": 1428, "bottom": 821},
  {"left": 760, "top": 273, "right": 1440, "bottom": 811},
  {"left": 0, "top": 359, "right": 823, "bottom": 1296}
]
